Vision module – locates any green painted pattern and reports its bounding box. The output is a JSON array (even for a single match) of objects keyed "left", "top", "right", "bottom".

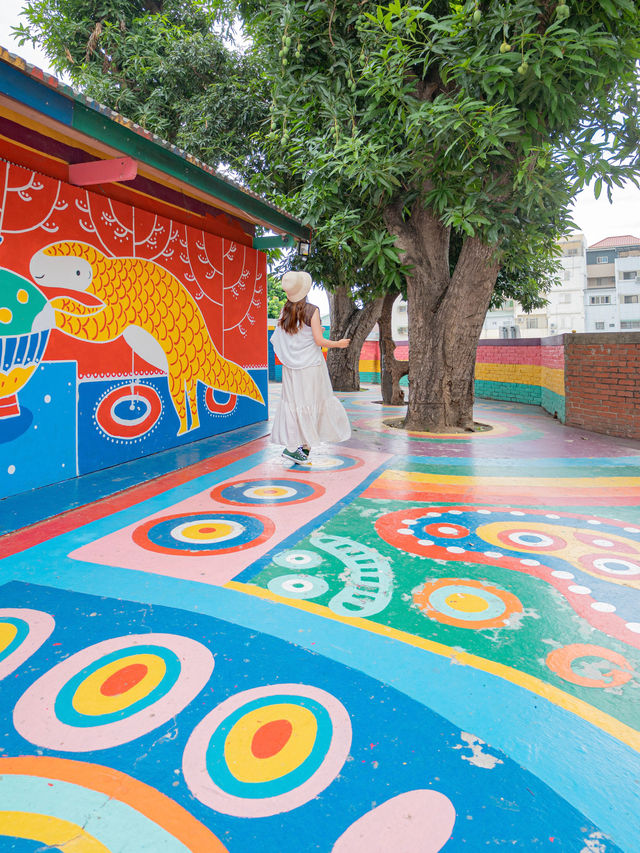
[{"left": 253, "top": 494, "right": 640, "bottom": 733}]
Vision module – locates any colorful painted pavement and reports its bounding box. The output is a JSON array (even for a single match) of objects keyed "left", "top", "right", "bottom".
[{"left": 0, "top": 388, "right": 639, "bottom": 851}]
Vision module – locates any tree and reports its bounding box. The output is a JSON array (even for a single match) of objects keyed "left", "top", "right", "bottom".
[
  {"left": 267, "top": 273, "right": 287, "bottom": 317},
  {"left": 378, "top": 290, "right": 409, "bottom": 405},
  {"left": 14, "top": 0, "right": 268, "bottom": 173},
  {"left": 242, "top": 0, "right": 640, "bottom": 429}
]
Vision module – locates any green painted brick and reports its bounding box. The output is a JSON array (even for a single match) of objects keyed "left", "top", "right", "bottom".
[{"left": 475, "top": 379, "right": 542, "bottom": 405}]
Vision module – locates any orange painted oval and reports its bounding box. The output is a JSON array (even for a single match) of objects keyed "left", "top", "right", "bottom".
[
  {"left": 251, "top": 719, "right": 293, "bottom": 759},
  {"left": 100, "top": 663, "right": 149, "bottom": 697}
]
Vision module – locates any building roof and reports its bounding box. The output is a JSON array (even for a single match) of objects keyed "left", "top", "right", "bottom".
[
  {"left": 0, "top": 45, "right": 310, "bottom": 242},
  {"left": 588, "top": 235, "right": 640, "bottom": 249}
]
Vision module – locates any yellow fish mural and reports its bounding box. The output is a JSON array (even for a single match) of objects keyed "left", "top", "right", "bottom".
[{"left": 30, "top": 241, "right": 264, "bottom": 435}]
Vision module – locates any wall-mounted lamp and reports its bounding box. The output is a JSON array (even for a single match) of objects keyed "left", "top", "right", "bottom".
[{"left": 298, "top": 240, "right": 310, "bottom": 258}]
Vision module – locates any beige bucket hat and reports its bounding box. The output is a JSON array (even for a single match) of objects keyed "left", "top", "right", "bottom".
[{"left": 281, "top": 270, "right": 312, "bottom": 303}]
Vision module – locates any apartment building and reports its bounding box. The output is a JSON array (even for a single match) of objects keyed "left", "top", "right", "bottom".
[
  {"left": 481, "top": 233, "right": 587, "bottom": 338},
  {"left": 585, "top": 235, "right": 640, "bottom": 332}
]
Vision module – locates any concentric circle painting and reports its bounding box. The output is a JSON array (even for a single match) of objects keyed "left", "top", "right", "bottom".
[
  {"left": 183, "top": 683, "right": 352, "bottom": 817},
  {"left": 413, "top": 578, "right": 523, "bottom": 629},
  {"left": 132, "top": 511, "right": 275, "bottom": 555},
  {"left": 211, "top": 478, "right": 323, "bottom": 506},
  {"left": 14, "top": 633, "right": 214, "bottom": 751}
]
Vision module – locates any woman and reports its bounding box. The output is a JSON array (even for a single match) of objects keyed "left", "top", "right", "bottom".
[{"left": 270, "top": 270, "right": 351, "bottom": 464}]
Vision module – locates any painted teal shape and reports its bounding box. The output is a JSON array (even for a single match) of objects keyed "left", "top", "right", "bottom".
[
  {"left": 542, "top": 387, "right": 566, "bottom": 422},
  {"left": 311, "top": 533, "right": 393, "bottom": 618},
  {"left": 475, "top": 378, "right": 542, "bottom": 404}
]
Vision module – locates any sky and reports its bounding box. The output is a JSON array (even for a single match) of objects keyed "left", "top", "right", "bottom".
[{"left": 1, "top": 0, "right": 639, "bottom": 289}]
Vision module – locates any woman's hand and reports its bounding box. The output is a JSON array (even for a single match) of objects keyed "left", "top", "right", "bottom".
[{"left": 334, "top": 338, "right": 350, "bottom": 349}]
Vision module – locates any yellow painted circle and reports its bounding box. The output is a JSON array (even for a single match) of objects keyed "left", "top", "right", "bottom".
[
  {"left": 181, "top": 522, "right": 235, "bottom": 540},
  {"left": 71, "top": 653, "right": 166, "bottom": 716},
  {"left": 0, "top": 307, "right": 13, "bottom": 324},
  {"left": 444, "top": 592, "right": 489, "bottom": 613},
  {"left": 252, "top": 487, "right": 288, "bottom": 497},
  {"left": 224, "top": 703, "right": 317, "bottom": 784},
  {"left": 0, "top": 622, "right": 18, "bottom": 654},
  {"left": 16, "top": 289, "right": 29, "bottom": 304}
]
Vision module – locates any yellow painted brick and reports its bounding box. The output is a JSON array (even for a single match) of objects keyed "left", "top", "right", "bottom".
[{"left": 541, "top": 366, "right": 565, "bottom": 396}]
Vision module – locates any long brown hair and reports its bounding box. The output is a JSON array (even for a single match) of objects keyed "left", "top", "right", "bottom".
[{"left": 279, "top": 299, "right": 308, "bottom": 334}]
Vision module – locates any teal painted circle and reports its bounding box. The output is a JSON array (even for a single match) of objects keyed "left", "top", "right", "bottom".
[
  {"left": 0, "top": 617, "right": 29, "bottom": 663},
  {"left": 267, "top": 574, "right": 329, "bottom": 599},
  {"left": 428, "top": 584, "right": 507, "bottom": 622},
  {"left": 273, "top": 550, "right": 322, "bottom": 570},
  {"left": 205, "top": 694, "right": 333, "bottom": 798},
  {"left": 54, "top": 644, "right": 181, "bottom": 727}
]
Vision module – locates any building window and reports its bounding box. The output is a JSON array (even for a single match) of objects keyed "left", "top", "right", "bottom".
[
  {"left": 595, "top": 322, "right": 605, "bottom": 329},
  {"left": 563, "top": 248, "right": 578, "bottom": 256},
  {"left": 563, "top": 270, "right": 571, "bottom": 280},
  {"left": 622, "top": 271, "right": 638, "bottom": 280},
  {"left": 397, "top": 303, "right": 407, "bottom": 313},
  {"left": 596, "top": 255, "right": 609, "bottom": 264},
  {"left": 560, "top": 293, "right": 572, "bottom": 303},
  {"left": 525, "top": 316, "right": 545, "bottom": 329},
  {"left": 590, "top": 295, "right": 611, "bottom": 305},
  {"left": 589, "top": 277, "right": 615, "bottom": 288},
  {"left": 621, "top": 320, "right": 640, "bottom": 329},
  {"left": 623, "top": 295, "right": 639, "bottom": 304},
  {"left": 397, "top": 325, "right": 408, "bottom": 335}
]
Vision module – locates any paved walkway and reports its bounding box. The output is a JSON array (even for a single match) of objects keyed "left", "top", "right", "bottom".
[{"left": 1, "top": 388, "right": 639, "bottom": 852}]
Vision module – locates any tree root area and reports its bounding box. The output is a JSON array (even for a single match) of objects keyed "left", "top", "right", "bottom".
[{"left": 383, "top": 417, "right": 492, "bottom": 434}]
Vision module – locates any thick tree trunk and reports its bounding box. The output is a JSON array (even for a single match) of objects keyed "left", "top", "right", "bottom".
[
  {"left": 378, "top": 290, "right": 409, "bottom": 405},
  {"left": 327, "top": 286, "right": 383, "bottom": 391},
  {"left": 384, "top": 203, "right": 500, "bottom": 430}
]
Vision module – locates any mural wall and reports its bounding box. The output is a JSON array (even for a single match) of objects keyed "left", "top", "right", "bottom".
[{"left": 0, "top": 160, "right": 267, "bottom": 500}]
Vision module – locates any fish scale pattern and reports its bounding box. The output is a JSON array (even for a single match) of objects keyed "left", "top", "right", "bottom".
[{"left": 47, "top": 241, "right": 263, "bottom": 433}]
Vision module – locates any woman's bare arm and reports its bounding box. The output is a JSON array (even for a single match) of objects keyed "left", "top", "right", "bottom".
[{"left": 311, "top": 308, "right": 350, "bottom": 348}]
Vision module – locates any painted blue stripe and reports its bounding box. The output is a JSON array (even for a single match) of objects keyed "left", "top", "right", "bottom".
[
  {"left": 0, "top": 62, "right": 74, "bottom": 125},
  {"left": 2, "top": 335, "right": 16, "bottom": 370},
  {"left": 15, "top": 333, "right": 28, "bottom": 363},
  {"left": 35, "top": 328, "right": 49, "bottom": 361}
]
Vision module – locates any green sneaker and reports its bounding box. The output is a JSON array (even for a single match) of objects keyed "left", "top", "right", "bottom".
[{"left": 282, "top": 447, "right": 308, "bottom": 464}]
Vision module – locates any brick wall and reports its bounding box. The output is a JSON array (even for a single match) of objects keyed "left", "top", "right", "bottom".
[
  {"left": 475, "top": 338, "right": 544, "bottom": 407},
  {"left": 564, "top": 332, "right": 640, "bottom": 440}
]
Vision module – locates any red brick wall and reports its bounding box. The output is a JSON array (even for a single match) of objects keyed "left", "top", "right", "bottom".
[{"left": 564, "top": 332, "right": 640, "bottom": 440}]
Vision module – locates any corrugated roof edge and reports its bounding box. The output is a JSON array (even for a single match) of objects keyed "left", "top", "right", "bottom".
[{"left": 0, "top": 44, "right": 309, "bottom": 239}]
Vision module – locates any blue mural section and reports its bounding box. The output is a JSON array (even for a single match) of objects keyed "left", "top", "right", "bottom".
[
  {"left": 0, "top": 580, "right": 620, "bottom": 852},
  {"left": 0, "top": 362, "right": 77, "bottom": 499},
  {"left": 76, "top": 370, "right": 268, "bottom": 476}
]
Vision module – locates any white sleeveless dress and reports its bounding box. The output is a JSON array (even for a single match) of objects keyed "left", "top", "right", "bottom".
[{"left": 270, "top": 305, "right": 351, "bottom": 449}]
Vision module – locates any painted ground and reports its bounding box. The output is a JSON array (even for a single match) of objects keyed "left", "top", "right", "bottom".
[{"left": 0, "top": 388, "right": 639, "bottom": 852}]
